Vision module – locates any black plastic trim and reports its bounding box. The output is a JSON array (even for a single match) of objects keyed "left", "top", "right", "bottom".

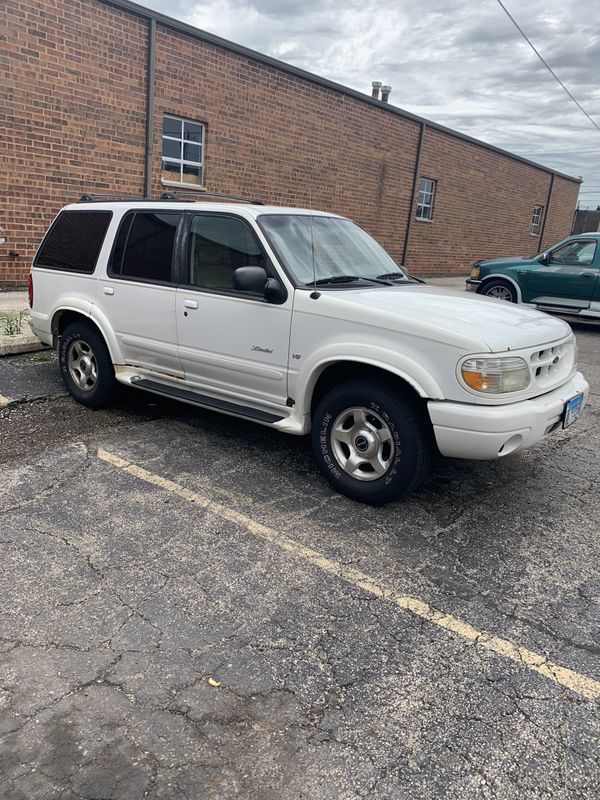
[{"left": 132, "top": 378, "right": 285, "bottom": 423}]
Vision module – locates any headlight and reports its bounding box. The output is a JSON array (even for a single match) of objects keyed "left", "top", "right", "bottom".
[
  {"left": 470, "top": 266, "right": 481, "bottom": 279},
  {"left": 461, "top": 357, "right": 530, "bottom": 393}
]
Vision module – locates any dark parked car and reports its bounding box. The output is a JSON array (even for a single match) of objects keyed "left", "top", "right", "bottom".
[{"left": 466, "top": 234, "right": 600, "bottom": 319}]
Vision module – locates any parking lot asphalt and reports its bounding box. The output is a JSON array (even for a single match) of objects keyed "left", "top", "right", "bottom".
[{"left": 1, "top": 322, "right": 599, "bottom": 800}]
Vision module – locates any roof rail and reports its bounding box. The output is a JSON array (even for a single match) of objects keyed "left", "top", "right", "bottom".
[
  {"left": 159, "top": 190, "right": 264, "bottom": 205},
  {"left": 78, "top": 193, "right": 154, "bottom": 203},
  {"left": 77, "top": 191, "right": 265, "bottom": 205}
]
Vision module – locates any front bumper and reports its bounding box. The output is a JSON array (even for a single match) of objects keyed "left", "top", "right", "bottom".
[
  {"left": 465, "top": 279, "right": 481, "bottom": 292},
  {"left": 428, "top": 371, "right": 589, "bottom": 460}
]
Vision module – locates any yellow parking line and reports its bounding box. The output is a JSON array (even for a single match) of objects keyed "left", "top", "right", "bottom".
[
  {"left": 0, "top": 394, "right": 11, "bottom": 407},
  {"left": 97, "top": 447, "right": 600, "bottom": 702}
]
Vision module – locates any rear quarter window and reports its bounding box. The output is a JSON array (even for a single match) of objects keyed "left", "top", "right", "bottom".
[{"left": 34, "top": 210, "right": 112, "bottom": 273}]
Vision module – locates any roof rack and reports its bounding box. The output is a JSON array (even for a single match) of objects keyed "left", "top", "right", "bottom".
[
  {"left": 78, "top": 193, "right": 155, "bottom": 203},
  {"left": 77, "top": 191, "right": 265, "bottom": 205},
  {"left": 159, "top": 191, "right": 264, "bottom": 205}
]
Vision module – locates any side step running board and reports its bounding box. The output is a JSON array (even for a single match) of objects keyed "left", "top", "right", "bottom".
[{"left": 131, "top": 377, "right": 285, "bottom": 424}]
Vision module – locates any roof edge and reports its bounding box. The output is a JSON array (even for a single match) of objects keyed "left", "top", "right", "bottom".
[{"left": 100, "top": 0, "right": 581, "bottom": 185}]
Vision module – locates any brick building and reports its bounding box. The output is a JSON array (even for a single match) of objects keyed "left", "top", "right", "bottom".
[{"left": 0, "top": 0, "right": 581, "bottom": 287}]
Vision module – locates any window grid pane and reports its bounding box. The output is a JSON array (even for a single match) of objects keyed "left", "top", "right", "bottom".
[
  {"left": 416, "top": 178, "right": 436, "bottom": 220},
  {"left": 162, "top": 114, "right": 204, "bottom": 187},
  {"left": 530, "top": 205, "right": 543, "bottom": 235}
]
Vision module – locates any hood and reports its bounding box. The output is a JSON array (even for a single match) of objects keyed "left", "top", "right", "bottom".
[
  {"left": 316, "top": 285, "right": 571, "bottom": 353},
  {"left": 479, "top": 255, "right": 536, "bottom": 267}
]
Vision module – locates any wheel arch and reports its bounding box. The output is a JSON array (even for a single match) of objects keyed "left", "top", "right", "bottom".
[
  {"left": 478, "top": 273, "right": 523, "bottom": 303},
  {"left": 51, "top": 307, "right": 120, "bottom": 363},
  {"left": 308, "top": 360, "right": 432, "bottom": 416}
]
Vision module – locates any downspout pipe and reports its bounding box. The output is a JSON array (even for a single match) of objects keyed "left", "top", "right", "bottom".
[
  {"left": 538, "top": 173, "right": 555, "bottom": 251},
  {"left": 144, "top": 18, "right": 156, "bottom": 198},
  {"left": 402, "top": 122, "right": 426, "bottom": 267}
]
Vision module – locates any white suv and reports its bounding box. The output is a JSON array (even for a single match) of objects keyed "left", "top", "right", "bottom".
[{"left": 30, "top": 195, "right": 589, "bottom": 505}]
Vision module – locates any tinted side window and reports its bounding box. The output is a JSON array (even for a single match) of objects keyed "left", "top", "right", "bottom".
[
  {"left": 111, "top": 212, "right": 181, "bottom": 282},
  {"left": 34, "top": 211, "right": 112, "bottom": 273},
  {"left": 550, "top": 240, "right": 597, "bottom": 267},
  {"left": 188, "top": 215, "right": 267, "bottom": 293}
]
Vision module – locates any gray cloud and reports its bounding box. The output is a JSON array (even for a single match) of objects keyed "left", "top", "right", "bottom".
[{"left": 142, "top": 0, "right": 600, "bottom": 209}]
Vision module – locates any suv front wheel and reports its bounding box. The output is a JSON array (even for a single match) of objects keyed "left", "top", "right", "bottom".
[
  {"left": 311, "top": 379, "right": 432, "bottom": 505},
  {"left": 59, "top": 321, "right": 118, "bottom": 408}
]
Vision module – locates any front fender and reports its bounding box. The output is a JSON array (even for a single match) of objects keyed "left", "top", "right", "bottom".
[
  {"left": 293, "top": 343, "right": 445, "bottom": 415},
  {"left": 479, "top": 273, "right": 523, "bottom": 303}
]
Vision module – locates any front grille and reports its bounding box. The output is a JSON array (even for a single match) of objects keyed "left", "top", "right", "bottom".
[{"left": 530, "top": 339, "right": 575, "bottom": 390}]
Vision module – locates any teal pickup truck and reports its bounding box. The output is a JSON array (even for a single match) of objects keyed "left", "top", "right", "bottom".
[{"left": 466, "top": 233, "right": 600, "bottom": 320}]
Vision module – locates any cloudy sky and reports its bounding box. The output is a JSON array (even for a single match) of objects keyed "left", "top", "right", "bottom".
[{"left": 143, "top": 0, "right": 600, "bottom": 211}]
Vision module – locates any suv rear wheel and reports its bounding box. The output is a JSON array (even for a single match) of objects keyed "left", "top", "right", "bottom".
[
  {"left": 59, "top": 321, "right": 118, "bottom": 408},
  {"left": 311, "top": 379, "right": 432, "bottom": 505}
]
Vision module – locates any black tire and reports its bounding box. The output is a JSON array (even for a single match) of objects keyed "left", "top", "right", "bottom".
[
  {"left": 59, "top": 321, "right": 119, "bottom": 408},
  {"left": 479, "top": 278, "right": 517, "bottom": 303},
  {"left": 311, "top": 379, "right": 432, "bottom": 505}
]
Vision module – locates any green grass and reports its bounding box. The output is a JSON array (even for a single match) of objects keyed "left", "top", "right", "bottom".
[{"left": 0, "top": 310, "right": 28, "bottom": 336}]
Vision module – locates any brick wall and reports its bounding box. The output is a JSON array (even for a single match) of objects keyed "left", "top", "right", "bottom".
[
  {"left": 0, "top": 0, "right": 147, "bottom": 287},
  {"left": 407, "top": 128, "right": 579, "bottom": 275},
  {"left": 0, "top": 0, "right": 579, "bottom": 287}
]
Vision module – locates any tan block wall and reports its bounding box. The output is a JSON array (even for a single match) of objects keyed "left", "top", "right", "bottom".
[{"left": 0, "top": 0, "right": 579, "bottom": 286}]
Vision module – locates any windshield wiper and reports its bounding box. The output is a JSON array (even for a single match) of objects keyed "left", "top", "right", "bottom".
[
  {"left": 377, "top": 272, "right": 408, "bottom": 281},
  {"left": 305, "top": 275, "right": 392, "bottom": 286}
]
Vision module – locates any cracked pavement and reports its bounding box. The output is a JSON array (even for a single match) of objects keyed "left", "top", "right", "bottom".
[{"left": 0, "top": 322, "right": 599, "bottom": 799}]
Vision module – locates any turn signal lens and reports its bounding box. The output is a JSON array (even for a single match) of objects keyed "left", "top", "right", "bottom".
[
  {"left": 461, "top": 357, "right": 530, "bottom": 393},
  {"left": 470, "top": 266, "right": 480, "bottom": 279}
]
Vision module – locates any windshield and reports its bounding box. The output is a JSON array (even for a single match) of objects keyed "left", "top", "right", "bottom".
[{"left": 258, "top": 214, "right": 408, "bottom": 286}]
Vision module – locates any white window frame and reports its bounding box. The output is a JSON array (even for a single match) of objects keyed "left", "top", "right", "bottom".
[
  {"left": 161, "top": 114, "right": 205, "bottom": 190},
  {"left": 416, "top": 178, "right": 436, "bottom": 221},
  {"left": 530, "top": 205, "right": 544, "bottom": 236}
]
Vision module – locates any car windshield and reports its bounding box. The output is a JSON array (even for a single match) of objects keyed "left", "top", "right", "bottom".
[{"left": 258, "top": 214, "right": 409, "bottom": 286}]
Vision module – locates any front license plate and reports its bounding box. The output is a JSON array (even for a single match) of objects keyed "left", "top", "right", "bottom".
[{"left": 563, "top": 392, "right": 584, "bottom": 428}]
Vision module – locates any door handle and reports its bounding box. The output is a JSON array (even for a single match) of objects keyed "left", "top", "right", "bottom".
[
  {"left": 183, "top": 299, "right": 199, "bottom": 309},
  {"left": 103, "top": 286, "right": 114, "bottom": 295},
  {"left": 580, "top": 271, "right": 596, "bottom": 278}
]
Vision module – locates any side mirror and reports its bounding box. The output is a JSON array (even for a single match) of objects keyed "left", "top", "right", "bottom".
[
  {"left": 233, "top": 266, "right": 267, "bottom": 292},
  {"left": 538, "top": 252, "right": 549, "bottom": 264}
]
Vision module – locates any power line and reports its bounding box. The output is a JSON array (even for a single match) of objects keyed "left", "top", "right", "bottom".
[{"left": 495, "top": 0, "right": 600, "bottom": 135}]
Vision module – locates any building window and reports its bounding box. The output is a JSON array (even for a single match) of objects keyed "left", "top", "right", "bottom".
[
  {"left": 530, "top": 205, "right": 544, "bottom": 236},
  {"left": 162, "top": 114, "right": 205, "bottom": 188},
  {"left": 416, "top": 178, "right": 436, "bottom": 221}
]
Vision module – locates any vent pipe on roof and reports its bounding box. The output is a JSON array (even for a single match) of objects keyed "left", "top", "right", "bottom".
[
  {"left": 371, "top": 81, "right": 382, "bottom": 100},
  {"left": 381, "top": 85, "right": 392, "bottom": 103}
]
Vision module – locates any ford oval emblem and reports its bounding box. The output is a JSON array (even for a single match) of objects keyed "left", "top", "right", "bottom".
[{"left": 552, "top": 356, "right": 560, "bottom": 365}]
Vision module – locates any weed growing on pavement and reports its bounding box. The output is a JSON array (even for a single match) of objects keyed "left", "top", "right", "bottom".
[{"left": 0, "top": 310, "right": 27, "bottom": 336}]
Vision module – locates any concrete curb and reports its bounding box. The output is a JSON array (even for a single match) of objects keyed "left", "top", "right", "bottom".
[
  {"left": 0, "top": 318, "right": 47, "bottom": 357},
  {"left": 0, "top": 334, "right": 48, "bottom": 357}
]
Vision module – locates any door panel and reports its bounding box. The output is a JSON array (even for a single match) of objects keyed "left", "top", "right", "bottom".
[
  {"left": 176, "top": 213, "right": 292, "bottom": 406},
  {"left": 94, "top": 210, "right": 183, "bottom": 374},
  {"left": 94, "top": 281, "right": 181, "bottom": 374},
  {"left": 526, "top": 239, "right": 599, "bottom": 308},
  {"left": 176, "top": 292, "right": 291, "bottom": 404}
]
